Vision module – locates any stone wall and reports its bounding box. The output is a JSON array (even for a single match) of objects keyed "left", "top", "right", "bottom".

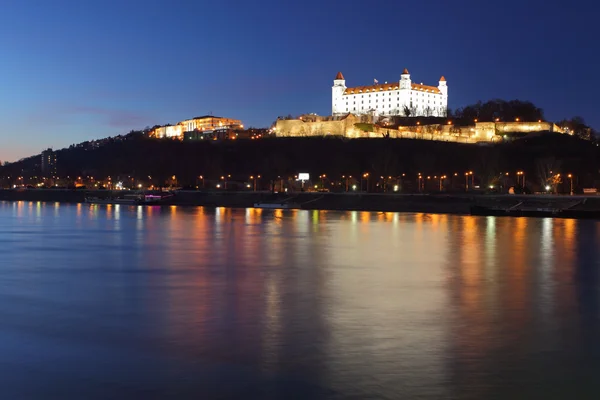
[{"left": 275, "top": 117, "right": 563, "bottom": 144}]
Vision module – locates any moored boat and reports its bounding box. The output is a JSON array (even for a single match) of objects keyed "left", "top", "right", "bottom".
[
  {"left": 470, "top": 205, "right": 600, "bottom": 219},
  {"left": 253, "top": 202, "right": 300, "bottom": 209}
]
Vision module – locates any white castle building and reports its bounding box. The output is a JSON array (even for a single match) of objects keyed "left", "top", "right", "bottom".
[{"left": 332, "top": 69, "right": 448, "bottom": 117}]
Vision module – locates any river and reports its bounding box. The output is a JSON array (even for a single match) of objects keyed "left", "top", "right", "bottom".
[{"left": 1, "top": 201, "right": 599, "bottom": 399}]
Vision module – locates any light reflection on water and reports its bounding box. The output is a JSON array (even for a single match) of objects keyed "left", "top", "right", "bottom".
[{"left": 0, "top": 202, "right": 599, "bottom": 399}]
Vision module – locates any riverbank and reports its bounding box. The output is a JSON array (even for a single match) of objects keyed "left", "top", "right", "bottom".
[{"left": 2, "top": 189, "right": 600, "bottom": 216}]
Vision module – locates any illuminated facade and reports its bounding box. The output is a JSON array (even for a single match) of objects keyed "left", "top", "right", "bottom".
[
  {"left": 152, "top": 116, "right": 243, "bottom": 140},
  {"left": 41, "top": 148, "right": 57, "bottom": 177},
  {"left": 332, "top": 70, "right": 448, "bottom": 117}
]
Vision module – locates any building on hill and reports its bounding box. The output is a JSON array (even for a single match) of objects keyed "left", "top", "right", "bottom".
[
  {"left": 152, "top": 116, "right": 243, "bottom": 140},
  {"left": 332, "top": 69, "right": 448, "bottom": 118},
  {"left": 41, "top": 148, "right": 57, "bottom": 177}
]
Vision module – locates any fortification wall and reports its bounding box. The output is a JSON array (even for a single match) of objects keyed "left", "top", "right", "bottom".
[
  {"left": 275, "top": 118, "right": 558, "bottom": 143},
  {"left": 494, "top": 121, "right": 560, "bottom": 133}
]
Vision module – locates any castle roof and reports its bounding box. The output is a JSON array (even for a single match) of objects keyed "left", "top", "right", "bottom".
[
  {"left": 343, "top": 82, "right": 441, "bottom": 95},
  {"left": 402, "top": 68, "right": 409, "bottom": 74},
  {"left": 439, "top": 76, "right": 446, "bottom": 81},
  {"left": 411, "top": 83, "right": 441, "bottom": 94},
  {"left": 335, "top": 71, "right": 345, "bottom": 80}
]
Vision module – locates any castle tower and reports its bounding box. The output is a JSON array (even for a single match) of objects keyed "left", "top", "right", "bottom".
[
  {"left": 398, "top": 68, "right": 412, "bottom": 115},
  {"left": 332, "top": 71, "right": 346, "bottom": 115},
  {"left": 438, "top": 76, "right": 448, "bottom": 116},
  {"left": 438, "top": 76, "right": 447, "bottom": 95},
  {"left": 399, "top": 68, "right": 411, "bottom": 90}
]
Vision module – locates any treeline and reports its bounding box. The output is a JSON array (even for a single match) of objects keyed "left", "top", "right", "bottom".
[
  {"left": 449, "top": 99, "right": 596, "bottom": 140},
  {"left": 2, "top": 133, "right": 599, "bottom": 192}
]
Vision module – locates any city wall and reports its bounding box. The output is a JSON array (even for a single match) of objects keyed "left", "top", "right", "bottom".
[{"left": 275, "top": 118, "right": 565, "bottom": 144}]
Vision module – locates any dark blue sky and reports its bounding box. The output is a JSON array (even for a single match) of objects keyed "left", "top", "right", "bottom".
[{"left": 0, "top": 0, "right": 597, "bottom": 161}]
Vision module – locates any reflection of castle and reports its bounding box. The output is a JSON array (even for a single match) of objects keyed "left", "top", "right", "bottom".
[{"left": 332, "top": 70, "right": 448, "bottom": 117}]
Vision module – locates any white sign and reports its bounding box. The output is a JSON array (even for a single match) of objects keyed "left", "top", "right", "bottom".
[{"left": 297, "top": 173, "right": 310, "bottom": 181}]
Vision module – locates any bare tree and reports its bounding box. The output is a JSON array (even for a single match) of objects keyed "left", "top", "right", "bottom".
[{"left": 536, "top": 157, "right": 562, "bottom": 192}]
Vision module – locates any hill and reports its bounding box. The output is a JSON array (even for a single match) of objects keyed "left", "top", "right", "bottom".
[{"left": 1, "top": 133, "right": 599, "bottom": 193}]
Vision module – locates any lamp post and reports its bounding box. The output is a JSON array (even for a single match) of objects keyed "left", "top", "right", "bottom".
[
  {"left": 568, "top": 174, "right": 573, "bottom": 195},
  {"left": 319, "top": 174, "right": 326, "bottom": 190},
  {"left": 418, "top": 173, "right": 422, "bottom": 192},
  {"left": 439, "top": 175, "right": 446, "bottom": 192},
  {"left": 362, "top": 173, "right": 369, "bottom": 192},
  {"left": 517, "top": 171, "right": 525, "bottom": 188},
  {"left": 199, "top": 175, "right": 204, "bottom": 189},
  {"left": 465, "top": 172, "right": 469, "bottom": 192},
  {"left": 464, "top": 171, "right": 474, "bottom": 191},
  {"left": 221, "top": 174, "right": 230, "bottom": 190},
  {"left": 342, "top": 175, "right": 351, "bottom": 192}
]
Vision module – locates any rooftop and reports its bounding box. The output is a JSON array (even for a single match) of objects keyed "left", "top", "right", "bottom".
[{"left": 344, "top": 82, "right": 441, "bottom": 95}]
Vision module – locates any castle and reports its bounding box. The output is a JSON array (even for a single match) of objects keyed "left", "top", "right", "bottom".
[{"left": 332, "top": 69, "right": 448, "bottom": 117}]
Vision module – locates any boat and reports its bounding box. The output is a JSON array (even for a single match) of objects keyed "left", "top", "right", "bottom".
[
  {"left": 470, "top": 205, "right": 600, "bottom": 219},
  {"left": 253, "top": 202, "right": 300, "bottom": 209},
  {"left": 85, "top": 191, "right": 174, "bottom": 206},
  {"left": 135, "top": 193, "right": 174, "bottom": 205},
  {"left": 84, "top": 196, "right": 136, "bottom": 205}
]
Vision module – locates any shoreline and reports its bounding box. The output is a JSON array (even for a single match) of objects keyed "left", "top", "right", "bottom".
[{"left": 1, "top": 189, "right": 600, "bottom": 218}]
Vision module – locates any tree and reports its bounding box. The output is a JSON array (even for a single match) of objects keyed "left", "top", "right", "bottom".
[
  {"left": 403, "top": 105, "right": 412, "bottom": 117},
  {"left": 558, "top": 116, "right": 593, "bottom": 140},
  {"left": 536, "top": 157, "right": 562, "bottom": 192}
]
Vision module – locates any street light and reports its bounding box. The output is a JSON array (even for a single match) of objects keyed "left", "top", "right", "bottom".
[
  {"left": 568, "top": 173, "right": 573, "bottom": 195},
  {"left": 439, "top": 175, "right": 446, "bottom": 191},
  {"left": 465, "top": 172, "right": 473, "bottom": 191},
  {"left": 517, "top": 171, "right": 525, "bottom": 188}
]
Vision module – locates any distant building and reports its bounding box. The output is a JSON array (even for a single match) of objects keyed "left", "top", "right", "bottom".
[
  {"left": 152, "top": 116, "right": 243, "bottom": 140},
  {"left": 152, "top": 124, "right": 184, "bottom": 139},
  {"left": 181, "top": 116, "right": 242, "bottom": 133},
  {"left": 332, "top": 69, "right": 448, "bottom": 117},
  {"left": 41, "top": 149, "right": 57, "bottom": 177}
]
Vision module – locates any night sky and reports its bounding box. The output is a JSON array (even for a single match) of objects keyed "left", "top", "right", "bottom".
[{"left": 0, "top": 0, "right": 597, "bottom": 161}]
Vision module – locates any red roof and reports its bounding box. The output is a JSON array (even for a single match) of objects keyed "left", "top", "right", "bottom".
[
  {"left": 402, "top": 68, "right": 410, "bottom": 74},
  {"left": 344, "top": 83, "right": 398, "bottom": 94},
  {"left": 411, "top": 83, "right": 441, "bottom": 94},
  {"left": 335, "top": 71, "right": 345, "bottom": 80},
  {"left": 343, "top": 82, "right": 441, "bottom": 95},
  {"left": 439, "top": 76, "right": 446, "bottom": 82}
]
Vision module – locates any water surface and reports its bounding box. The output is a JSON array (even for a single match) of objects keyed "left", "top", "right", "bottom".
[{"left": 1, "top": 201, "right": 599, "bottom": 399}]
